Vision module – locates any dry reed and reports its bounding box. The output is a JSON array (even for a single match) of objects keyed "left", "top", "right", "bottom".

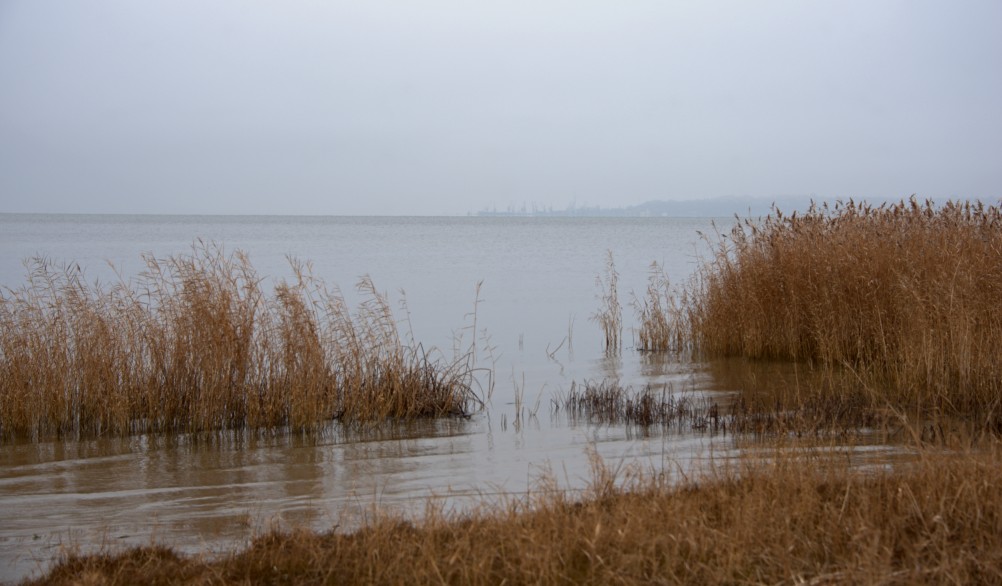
[
  {"left": 0, "top": 243, "right": 481, "bottom": 440},
  {"left": 591, "top": 251, "right": 622, "bottom": 353},
  {"left": 28, "top": 445, "right": 1002, "bottom": 585},
  {"left": 661, "top": 198, "right": 1002, "bottom": 423},
  {"left": 631, "top": 261, "right": 689, "bottom": 353}
]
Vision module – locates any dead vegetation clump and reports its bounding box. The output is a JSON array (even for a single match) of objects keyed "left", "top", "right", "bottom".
[
  {"left": 28, "top": 446, "right": 1002, "bottom": 585},
  {"left": 563, "top": 380, "right": 724, "bottom": 431},
  {"left": 0, "top": 243, "right": 481, "bottom": 440}
]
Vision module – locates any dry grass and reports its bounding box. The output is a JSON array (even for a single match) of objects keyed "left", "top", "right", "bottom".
[
  {"left": 0, "top": 243, "right": 481, "bottom": 440},
  {"left": 27, "top": 445, "right": 1002, "bottom": 585},
  {"left": 591, "top": 251, "right": 622, "bottom": 353},
  {"left": 631, "top": 261, "right": 689, "bottom": 353},
  {"left": 661, "top": 198, "right": 1002, "bottom": 423}
]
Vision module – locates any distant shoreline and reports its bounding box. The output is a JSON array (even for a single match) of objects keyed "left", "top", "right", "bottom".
[{"left": 474, "top": 195, "right": 924, "bottom": 218}]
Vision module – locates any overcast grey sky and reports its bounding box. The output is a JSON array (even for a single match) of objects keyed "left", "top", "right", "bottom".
[{"left": 1, "top": 1, "right": 999, "bottom": 215}]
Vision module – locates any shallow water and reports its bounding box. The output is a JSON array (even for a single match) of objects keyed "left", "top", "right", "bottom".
[{"left": 0, "top": 215, "right": 902, "bottom": 582}]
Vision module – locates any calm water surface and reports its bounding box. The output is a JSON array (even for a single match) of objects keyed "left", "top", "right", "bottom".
[{"left": 0, "top": 215, "right": 898, "bottom": 581}]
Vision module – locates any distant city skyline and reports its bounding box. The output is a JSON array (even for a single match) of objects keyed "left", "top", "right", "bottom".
[
  {"left": 474, "top": 194, "right": 823, "bottom": 217},
  {"left": 2, "top": 1, "right": 1000, "bottom": 216},
  {"left": 473, "top": 194, "right": 1002, "bottom": 218}
]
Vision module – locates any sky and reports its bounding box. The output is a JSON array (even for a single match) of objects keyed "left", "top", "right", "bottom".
[{"left": 0, "top": 1, "right": 1000, "bottom": 216}]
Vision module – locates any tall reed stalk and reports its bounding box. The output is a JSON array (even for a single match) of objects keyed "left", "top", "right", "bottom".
[
  {"left": 0, "top": 243, "right": 481, "bottom": 440},
  {"left": 591, "top": 251, "right": 622, "bottom": 353}
]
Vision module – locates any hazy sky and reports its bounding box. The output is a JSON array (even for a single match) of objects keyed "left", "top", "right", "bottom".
[{"left": 1, "top": 1, "right": 1000, "bottom": 215}]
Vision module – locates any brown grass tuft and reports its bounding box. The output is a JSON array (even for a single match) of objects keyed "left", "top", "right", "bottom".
[{"left": 0, "top": 243, "right": 482, "bottom": 440}]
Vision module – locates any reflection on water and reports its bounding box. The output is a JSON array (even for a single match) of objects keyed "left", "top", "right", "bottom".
[{"left": 703, "top": 357, "right": 818, "bottom": 396}]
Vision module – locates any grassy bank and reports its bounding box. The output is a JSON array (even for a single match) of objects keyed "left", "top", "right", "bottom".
[
  {"left": 28, "top": 445, "right": 1002, "bottom": 585},
  {"left": 641, "top": 198, "right": 1002, "bottom": 423},
  {"left": 0, "top": 243, "right": 481, "bottom": 440}
]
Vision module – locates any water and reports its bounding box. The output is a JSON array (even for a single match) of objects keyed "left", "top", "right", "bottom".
[
  {"left": 0, "top": 214, "right": 897, "bottom": 582},
  {"left": 0, "top": 214, "right": 713, "bottom": 364}
]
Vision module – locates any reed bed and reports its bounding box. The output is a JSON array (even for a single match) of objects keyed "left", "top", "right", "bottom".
[
  {"left": 0, "top": 243, "right": 480, "bottom": 440},
  {"left": 648, "top": 198, "right": 1002, "bottom": 422},
  {"left": 29, "top": 445, "right": 1002, "bottom": 585}
]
